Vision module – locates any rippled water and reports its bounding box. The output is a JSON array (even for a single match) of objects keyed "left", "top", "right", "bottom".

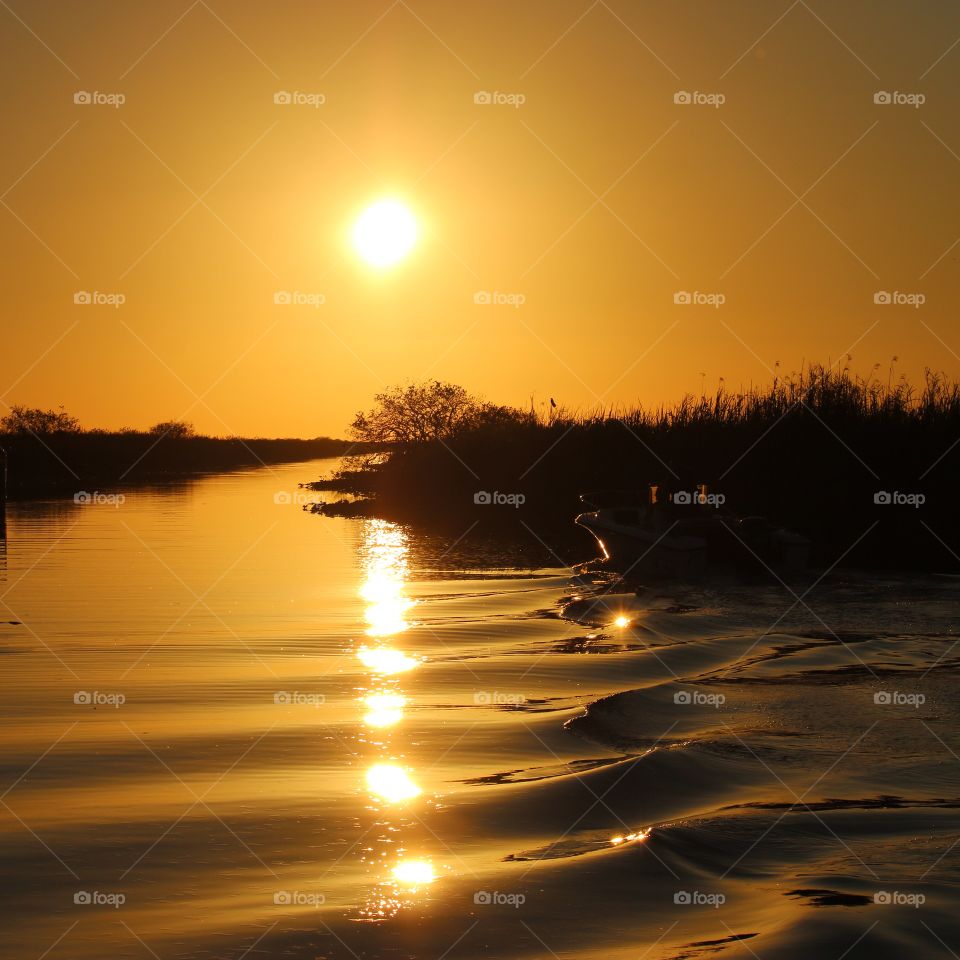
[{"left": 2, "top": 459, "right": 959, "bottom": 959}]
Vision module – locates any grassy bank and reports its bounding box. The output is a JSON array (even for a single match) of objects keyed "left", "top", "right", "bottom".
[
  {"left": 0, "top": 431, "right": 360, "bottom": 501},
  {"left": 309, "top": 367, "right": 960, "bottom": 570}
]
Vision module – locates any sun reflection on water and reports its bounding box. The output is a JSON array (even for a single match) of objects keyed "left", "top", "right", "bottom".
[
  {"left": 361, "top": 520, "right": 414, "bottom": 637},
  {"left": 366, "top": 763, "right": 421, "bottom": 803},
  {"left": 357, "top": 858, "right": 437, "bottom": 922},
  {"left": 363, "top": 692, "right": 406, "bottom": 728},
  {"left": 357, "top": 646, "right": 417, "bottom": 674},
  {"left": 391, "top": 859, "right": 436, "bottom": 885},
  {"left": 355, "top": 520, "right": 439, "bottom": 922},
  {"left": 357, "top": 891, "right": 405, "bottom": 922},
  {"left": 610, "top": 828, "right": 651, "bottom": 845}
]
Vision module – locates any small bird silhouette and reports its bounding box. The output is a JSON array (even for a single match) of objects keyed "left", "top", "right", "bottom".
[{"left": 550, "top": 397, "right": 557, "bottom": 408}]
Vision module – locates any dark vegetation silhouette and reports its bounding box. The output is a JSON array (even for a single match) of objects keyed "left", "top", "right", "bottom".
[
  {"left": 148, "top": 420, "right": 195, "bottom": 438},
  {"left": 1, "top": 405, "right": 81, "bottom": 434},
  {"left": 311, "top": 366, "right": 960, "bottom": 569},
  {"left": 0, "top": 408, "right": 360, "bottom": 499},
  {"left": 350, "top": 382, "right": 507, "bottom": 444}
]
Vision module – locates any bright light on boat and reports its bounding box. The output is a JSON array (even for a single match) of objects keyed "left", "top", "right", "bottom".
[
  {"left": 363, "top": 692, "right": 406, "bottom": 727},
  {"left": 391, "top": 859, "right": 435, "bottom": 885},
  {"left": 358, "top": 646, "right": 417, "bottom": 674},
  {"left": 366, "top": 763, "right": 421, "bottom": 802},
  {"left": 613, "top": 615, "right": 630, "bottom": 628}
]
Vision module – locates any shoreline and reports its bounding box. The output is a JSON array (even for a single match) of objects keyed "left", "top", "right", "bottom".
[{"left": 0, "top": 434, "right": 362, "bottom": 502}]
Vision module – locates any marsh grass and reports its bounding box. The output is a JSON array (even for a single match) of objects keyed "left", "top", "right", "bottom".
[{"left": 316, "top": 366, "right": 960, "bottom": 569}]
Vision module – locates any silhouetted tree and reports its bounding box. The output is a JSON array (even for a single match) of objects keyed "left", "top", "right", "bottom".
[
  {"left": 149, "top": 420, "right": 195, "bottom": 439},
  {"left": 351, "top": 381, "right": 504, "bottom": 445},
  {"left": 0, "top": 405, "right": 81, "bottom": 434}
]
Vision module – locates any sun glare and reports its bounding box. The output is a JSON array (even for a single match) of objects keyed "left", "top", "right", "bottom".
[{"left": 353, "top": 199, "right": 417, "bottom": 267}]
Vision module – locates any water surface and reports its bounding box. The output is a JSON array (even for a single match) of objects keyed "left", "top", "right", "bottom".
[{"left": 2, "top": 460, "right": 959, "bottom": 959}]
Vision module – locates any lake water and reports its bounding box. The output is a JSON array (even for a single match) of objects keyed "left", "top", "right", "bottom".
[{"left": 2, "top": 458, "right": 959, "bottom": 959}]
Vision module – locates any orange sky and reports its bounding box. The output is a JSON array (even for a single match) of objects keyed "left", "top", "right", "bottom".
[{"left": 2, "top": 0, "right": 959, "bottom": 437}]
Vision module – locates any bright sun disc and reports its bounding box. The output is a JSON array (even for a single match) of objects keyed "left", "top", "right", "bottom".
[{"left": 353, "top": 200, "right": 417, "bottom": 267}]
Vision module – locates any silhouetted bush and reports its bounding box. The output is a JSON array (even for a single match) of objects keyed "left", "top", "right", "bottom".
[
  {"left": 149, "top": 420, "right": 196, "bottom": 438},
  {"left": 0, "top": 405, "right": 81, "bottom": 434}
]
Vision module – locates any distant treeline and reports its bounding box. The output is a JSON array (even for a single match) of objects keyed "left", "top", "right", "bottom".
[
  {"left": 0, "top": 408, "right": 361, "bottom": 500},
  {"left": 309, "top": 368, "right": 960, "bottom": 570}
]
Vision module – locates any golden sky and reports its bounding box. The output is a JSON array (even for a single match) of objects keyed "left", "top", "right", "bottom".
[{"left": 2, "top": 0, "right": 959, "bottom": 437}]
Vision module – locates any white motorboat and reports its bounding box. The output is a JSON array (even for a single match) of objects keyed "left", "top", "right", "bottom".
[
  {"left": 575, "top": 504, "right": 708, "bottom": 577},
  {"left": 575, "top": 486, "right": 811, "bottom": 577}
]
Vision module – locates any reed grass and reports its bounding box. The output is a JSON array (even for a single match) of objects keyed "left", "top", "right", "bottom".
[{"left": 317, "top": 365, "right": 960, "bottom": 569}]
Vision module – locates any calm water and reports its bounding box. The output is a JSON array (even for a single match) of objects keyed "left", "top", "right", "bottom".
[{"left": 2, "top": 459, "right": 960, "bottom": 960}]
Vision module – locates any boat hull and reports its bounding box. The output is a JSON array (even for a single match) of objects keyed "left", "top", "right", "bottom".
[{"left": 576, "top": 513, "right": 708, "bottom": 579}]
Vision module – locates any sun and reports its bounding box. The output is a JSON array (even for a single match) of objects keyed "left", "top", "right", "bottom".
[{"left": 352, "top": 199, "right": 417, "bottom": 268}]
